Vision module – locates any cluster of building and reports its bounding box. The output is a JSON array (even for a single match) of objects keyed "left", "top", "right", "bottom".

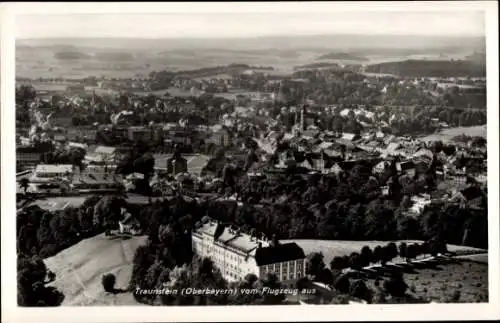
[{"left": 245, "top": 105, "right": 487, "bottom": 217}]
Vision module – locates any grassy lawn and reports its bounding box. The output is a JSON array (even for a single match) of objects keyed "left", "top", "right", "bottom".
[{"left": 45, "top": 233, "right": 148, "bottom": 306}]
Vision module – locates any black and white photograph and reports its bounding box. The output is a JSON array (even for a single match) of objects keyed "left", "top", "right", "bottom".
[{"left": 1, "top": 1, "right": 499, "bottom": 322}]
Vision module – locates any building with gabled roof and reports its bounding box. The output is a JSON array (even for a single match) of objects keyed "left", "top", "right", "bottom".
[
  {"left": 192, "top": 219, "right": 306, "bottom": 286},
  {"left": 85, "top": 145, "right": 117, "bottom": 165}
]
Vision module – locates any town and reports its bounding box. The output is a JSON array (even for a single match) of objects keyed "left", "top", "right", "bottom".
[
  {"left": 16, "top": 60, "right": 488, "bottom": 306},
  {"left": 14, "top": 20, "right": 489, "bottom": 307}
]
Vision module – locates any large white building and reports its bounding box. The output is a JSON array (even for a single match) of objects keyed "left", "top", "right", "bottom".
[{"left": 192, "top": 220, "right": 307, "bottom": 287}]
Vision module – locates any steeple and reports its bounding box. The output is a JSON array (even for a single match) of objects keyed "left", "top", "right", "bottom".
[
  {"left": 91, "top": 89, "right": 96, "bottom": 107},
  {"left": 300, "top": 104, "right": 307, "bottom": 131}
]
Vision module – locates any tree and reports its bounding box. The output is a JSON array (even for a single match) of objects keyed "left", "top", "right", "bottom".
[
  {"left": 306, "top": 252, "right": 325, "bottom": 279},
  {"left": 428, "top": 239, "right": 440, "bottom": 257},
  {"left": 396, "top": 213, "right": 421, "bottom": 240},
  {"left": 102, "top": 273, "right": 117, "bottom": 293},
  {"left": 383, "top": 272, "right": 408, "bottom": 297},
  {"left": 386, "top": 242, "right": 398, "bottom": 262},
  {"left": 350, "top": 279, "right": 371, "bottom": 302},
  {"left": 398, "top": 242, "right": 407, "bottom": 260},
  {"left": 17, "top": 255, "right": 65, "bottom": 306},
  {"left": 405, "top": 244, "right": 417, "bottom": 262},
  {"left": 47, "top": 271, "right": 56, "bottom": 283},
  {"left": 373, "top": 245, "right": 383, "bottom": 265},
  {"left": 349, "top": 252, "right": 362, "bottom": 270},
  {"left": 413, "top": 243, "right": 422, "bottom": 259},
  {"left": 438, "top": 239, "right": 448, "bottom": 255},
  {"left": 330, "top": 256, "right": 348, "bottom": 270},
  {"left": 333, "top": 274, "right": 351, "bottom": 294},
  {"left": 16, "top": 84, "right": 37, "bottom": 103},
  {"left": 317, "top": 268, "right": 334, "bottom": 286},
  {"left": 420, "top": 242, "right": 429, "bottom": 258},
  {"left": 19, "top": 178, "right": 30, "bottom": 194},
  {"left": 360, "top": 246, "right": 373, "bottom": 267}
]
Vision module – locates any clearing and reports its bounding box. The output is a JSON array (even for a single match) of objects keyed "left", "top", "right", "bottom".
[{"left": 44, "top": 233, "right": 148, "bottom": 306}]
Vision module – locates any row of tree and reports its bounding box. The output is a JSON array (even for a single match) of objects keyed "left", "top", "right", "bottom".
[{"left": 308, "top": 239, "right": 448, "bottom": 285}]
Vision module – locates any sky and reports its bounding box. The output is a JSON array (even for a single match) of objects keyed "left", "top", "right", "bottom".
[{"left": 16, "top": 11, "right": 485, "bottom": 39}]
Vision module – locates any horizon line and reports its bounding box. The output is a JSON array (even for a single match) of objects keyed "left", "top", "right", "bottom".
[{"left": 16, "top": 33, "right": 486, "bottom": 41}]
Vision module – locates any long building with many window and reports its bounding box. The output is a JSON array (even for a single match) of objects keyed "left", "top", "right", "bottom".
[{"left": 192, "top": 219, "right": 306, "bottom": 287}]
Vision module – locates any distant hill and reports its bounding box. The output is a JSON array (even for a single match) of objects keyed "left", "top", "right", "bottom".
[
  {"left": 94, "top": 52, "right": 135, "bottom": 61},
  {"left": 294, "top": 62, "right": 341, "bottom": 70},
  {"left": 365, "top": 59, "right": 486, "bottom": 78},
  {"left": 316, "top": 52, "right": 368, "bottom": 61},
  {"left": 465, "top": 52, "right": 486, "bottom": 64},
  {"left": 17, "top": 34, "right": 485, "bottom": 52},
  {"left": 54, "top": 51, "right": 92, "bottom": 60}
]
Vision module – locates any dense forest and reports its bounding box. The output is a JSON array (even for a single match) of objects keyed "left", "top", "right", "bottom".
[{"left": 365, "top": 60, "right": 486, "bottom": 78}]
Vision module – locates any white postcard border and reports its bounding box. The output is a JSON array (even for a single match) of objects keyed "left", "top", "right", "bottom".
[{"left": 1, "top": 1, "right": 499, "bottom": 322}]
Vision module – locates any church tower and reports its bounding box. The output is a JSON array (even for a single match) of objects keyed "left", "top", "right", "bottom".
[{"left": 300, "top": 103, "right": 307, "bottom": 131}]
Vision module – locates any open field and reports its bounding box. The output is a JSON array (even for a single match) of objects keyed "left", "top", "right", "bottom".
[
  {"left": 289, "top": 238, "right": 489, "bottom": 303},
  {"left": 45, "top": 233, "right": 148, "bottom": 306},
  {"left": 283, "top": 239, "right": 487, "bottom": 267},
  {"left": 363, "top": 259, "right": 488, "bottom": 303},
  {"left": 421, "top": 125, "right": 487, "bottom": 142}
]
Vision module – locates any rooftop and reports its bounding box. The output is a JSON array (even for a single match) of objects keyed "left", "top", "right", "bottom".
[
  {"left": 35, "top": 164, "right": 74, "bottom": 174},
  {"left": 72, "top": 172, "right": 123, "bottom": 186},
  {"left": 194, "top": 221, "right": 267, "bottom": 254},
  {"left": 255, "top": 242, "right": 306, "bottom": 266},
  {"left": 94, "top": 146, "right": 116, "bottom": 155}
]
